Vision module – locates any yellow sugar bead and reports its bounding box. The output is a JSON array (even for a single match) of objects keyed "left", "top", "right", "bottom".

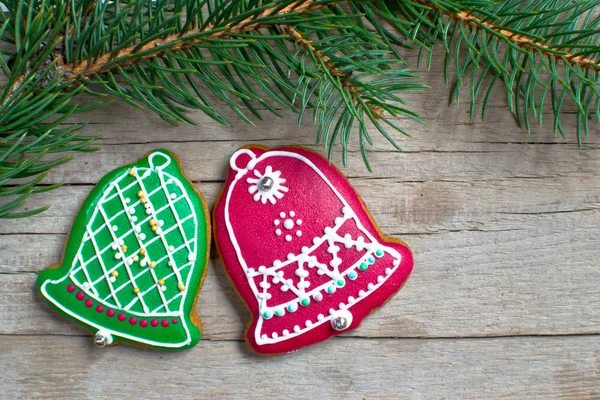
[
  {"left": 129, "top": 169, "right": 136, "bottom": 176},
  {"left": 121, "top": 245, "right": 127, "bottom": 252},
  {"left": 149, "top": 219, "right": 157, "bottom": 226},
  {"left": 151, "top": 226, "right": 158, "bottom": 232},
  {"left": 178, "top": 284, "right": 185, "bottom": 291},
  {"left": 158, "top": 279, "right": 165, "bottom": 286},
  {"left": 149, "top": 262, "right": 156, "bottom": 268},
  {"left": 133, "top": 287, "right": 140, "bottom": 294},
  {"left": 133, "top": 255, "right": 139, "bottom": 262},
  {"left": 137, "top": 191, "right": 144, "bottom": 198},
  {"left": 140, "top": 249, "right": 146, "bottom": 256},
  {"left": 140, "top": 198, "right": 147, "bottom": 204},
  {"left": 111, "top": 271, "right": 118, "bottom": 277}
]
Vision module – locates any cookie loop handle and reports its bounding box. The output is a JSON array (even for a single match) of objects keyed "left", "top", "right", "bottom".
[
  {"left": 230, "top": 149, "right": 257, "bottom": 172},
  {"left": 149, "top": 151, "right": 172, "bottom": 171}
]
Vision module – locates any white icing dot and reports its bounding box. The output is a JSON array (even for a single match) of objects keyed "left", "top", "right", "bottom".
[
  {"left": 167, "top": 179, "right": 173, "bottom": 184},
  {"left": 274, "top": 219, "right": 280, "bottom": 226},
  {"left": 128, "top": 207, "right": 135, "bottom": 214},
  {"left": 289, "top": 211, "right": 295, "bottom": 217},
  {"left": 342, "top": 206, "right": 351, "bottom": 215},
  {"left": 125, "top": 198, "right": 131, "bottom": 204},
  {"left": 82, "top": 282, "right": 90, "bottom": 289},
  {"left": 161, "top": 286, "right": 167, "bottom": 292},
  {"left": 139, "top": 233, "right": 146, "bottom": 240},
  {"left": 305, "top": 320, "right": 312, "bottom": 328},
  {"left": 109, "top": 277, "right": 116, "bottom": 283},
  {"left": 296, "top": 219, "right": 302, "bottom": 225},
  {"left": 144, "top": 203, "right": 150, "bottom": 209},
  {"left": 385, "top": 268, "right": 392, "bottom": 276},
  {"left": 258, "top": 265, "right": 267, "bottom": 273},
  {"left": 168, "top": 261, "right": 174, "bottom": 267},
  {"left": 126, "top": 258, "right": 134, "bottom": 266},
  {"left": 317, "top": 314, "right": 325, "bottom": 322},
  {"left": 262, "top": 334, "right": 268, "bottom": 340},
  {"left": 119, "top": 239, "right": 124, "bottom": 245},
  {"left": 275, "top": 229, "right": 282, "bottom": 236},
  {"left": 280, "top": 212, "right": 286, "bottom": 218},
  {"left": 367, "top": 283, "right": 375, "bottom": 291},
  {"left": 140, "top": 259, "right": 147, "bottom": 267},
  {"left": 272, "top": 332, "right": 279, "bottom": 339},
  {"left": 135, "top": 226, "right": 141, "bottom": 233},
  {"left": 285, "top": 235, "right": 292, "bottom": 242},
  {"left": 348, "top": 296, "right": 355, "bottom": 304},
  {"left": 313, "top": 292, "right": 323, "bottom": 302},
  {"left": 188, "top": 254, "right": 196, "bottom": 262},
  {"left": 132, "top": 216, "right": 138, "bottom": 222},
  {"left": 111, "top": 243, "right": 118, "bottom": 250},
  {"left": 114, "top": 253, "right": 122, "bottom": 259},
  {"left": 393, "top": 259, "right": 400, "bottom": 267},
  {"left": 282, "top": 330, "right": 290, "bottom": 336},
  {"left": 170, "top": 193, "right": 177, "bottom": 199},
  {"left": 359, "top": 290, "right": 366, "bottom": 298},
  {"left": 334, "top": 217, "right": 344, "bottom": 226},
  {"left": 377, "top": 276, "right": 385, "bottom": 284},
  {"left": 294, "top": 325, "right": 301, "bottom": 333},
  {"left": 283, "top": 219, "right": 294, "bottom": 230},
  {"left": 159, "top": 220, "right": 164, "bottom": 227},
  {"left": 296, "top": 230, "right": 302, "bottom": 237},
  {"left": 168, "top": 245, "right": 175, "bottom": 252},
  {"left": 146, "top": 209, "right": 152, "bottom": 215},
  {"left": 112, "top": 225, "right": 118, "bottom": 232}
]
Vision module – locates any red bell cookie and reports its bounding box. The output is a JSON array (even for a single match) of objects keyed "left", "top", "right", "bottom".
[{"left": 214, "top": 146, "right": 414, "bottom": 354}]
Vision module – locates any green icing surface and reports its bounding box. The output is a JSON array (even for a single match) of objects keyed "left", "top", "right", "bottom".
[{"left": 36, "top": 150, "right": 209, "bottom": 350}]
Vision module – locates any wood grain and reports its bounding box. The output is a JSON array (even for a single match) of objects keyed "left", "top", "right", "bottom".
[
  {"left": 1, "top": 335, "right": 598, "bottom": 399},
  {"left": 1, "top": 48, "right": 599, "bottom": 398}
]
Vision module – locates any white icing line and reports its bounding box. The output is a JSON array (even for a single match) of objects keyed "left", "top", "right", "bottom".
[
  {"left": 134, "top": 170, "right": 184, "bottom": 286},
  {"left": 84, "top": 224, "right": 122, "bottom": 307},
  {"left": 113, "top": 179, "right": 167, "bottom": 313},
  {"left": 158, "top": 168, "right": 192, "bottom": 255},
  {"left": 77, "top": 253, "right": 98, "bottom": 296},
  {"left": 257, "top": 248, "right": 402, "bottom": 345},
  {"left": 75, "top": 206, "right": 189, "bottom": 280},
  {"left": 98, "top": 203, "right": 150, "bottom": 313},
  {"left": 40, "top": 280, "right": 191, "bottom": 348}
]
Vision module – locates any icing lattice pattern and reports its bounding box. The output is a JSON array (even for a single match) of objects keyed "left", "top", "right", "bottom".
[{"left": 67, "top": 153, "right": 198, "bottom": 318}]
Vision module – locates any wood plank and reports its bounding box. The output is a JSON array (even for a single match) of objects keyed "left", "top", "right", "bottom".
[
  {"left": 1, "top": 335, "right": 598, "bottom": 399},
  {"left": 23, "top": 122, "right": 600, "bottom": 187},
  {"left": 2, "top": 175, "right": 599, "bottom": 235},
  {"left": 2, "top": 204, "right": 599, "bottom": 338}
]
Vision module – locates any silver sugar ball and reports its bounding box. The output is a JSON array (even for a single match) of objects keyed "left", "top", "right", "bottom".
[
  {"left": 94, "top": 333, "right": 107, "bottom": 348},
  {"left": 332, "top": 315, "right": 350, "bottom": 331},
  {"left": 259, "top": 176, "right": 274, "bottom": 191}
]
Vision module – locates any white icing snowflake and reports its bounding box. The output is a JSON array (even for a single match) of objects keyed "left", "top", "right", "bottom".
[{"left": 246, "top": 165, "right": 288, "bottom": 204}]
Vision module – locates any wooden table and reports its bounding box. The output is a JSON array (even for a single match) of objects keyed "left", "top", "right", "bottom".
[{"left": 1, "top": 60, "right": 599, "bottom": 398}]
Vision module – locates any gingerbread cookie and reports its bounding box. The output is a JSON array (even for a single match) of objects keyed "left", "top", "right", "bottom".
[
  {"left": 37, "top": 150, "right": 210, "bottom": 350},
  {"left": 213, "top": 146, "right": 414, "bottom": 354}
]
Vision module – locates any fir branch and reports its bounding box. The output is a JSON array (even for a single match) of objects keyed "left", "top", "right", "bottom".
[
  {"left": 282, "top": 25, "right": 386, "bottom": 119},
  {"left": 60, "top": 0, "right": 324, "bottom": 79},
  {"left": 379, "top": 0, "right": 600, "bottom": 141},
  {"left": 417, "top": 0, "right": 600, "bottom": 72}
]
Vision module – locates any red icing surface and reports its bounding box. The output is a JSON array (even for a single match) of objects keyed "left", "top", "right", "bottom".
[{"left": 214, "top": 146, "right": 414, "bottom": 354}]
